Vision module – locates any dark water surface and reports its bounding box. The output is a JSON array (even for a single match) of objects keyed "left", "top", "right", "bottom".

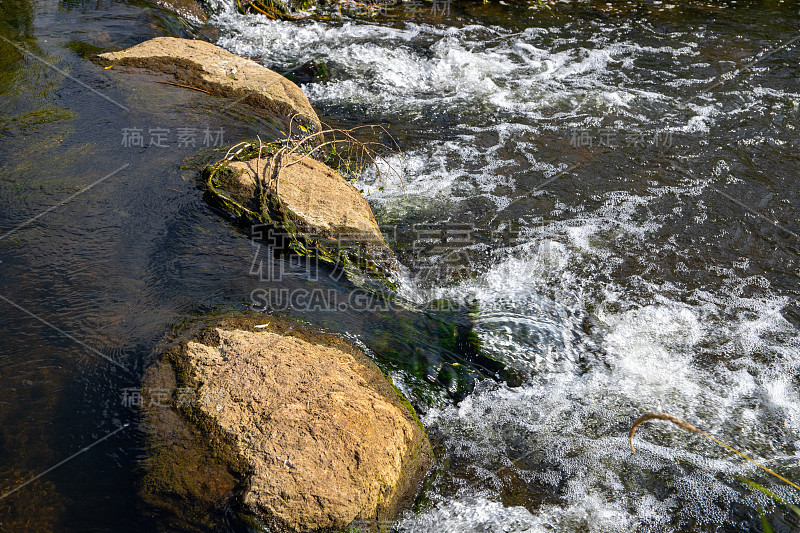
[{"left": 1, "top": 0, "right": 800, "bottom": 531}]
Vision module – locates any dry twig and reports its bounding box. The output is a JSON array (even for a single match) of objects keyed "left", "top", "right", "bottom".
[
  {"left": 630, "top": 412, "right": 800, "bottom": 492},
  {"left": 215, "top": 115, "right": 405, "bottom": 197}
]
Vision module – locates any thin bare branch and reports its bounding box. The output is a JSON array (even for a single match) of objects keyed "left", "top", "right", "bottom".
[{"left": 629, "top": 412, "right": 800, "bottom": 492}]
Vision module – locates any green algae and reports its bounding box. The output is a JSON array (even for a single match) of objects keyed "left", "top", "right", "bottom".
[
  {"left": 0, "top": 107, "right": 76, "bottom": 132},
  {"left": 64, "top": 40, "right": 105, "bottom": 58}
]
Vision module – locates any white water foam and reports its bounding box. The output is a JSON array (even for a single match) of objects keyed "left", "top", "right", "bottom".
[
  {"left": 212, "top": 8, "right": 703, "bottom": 128},
  {"left": 406, "top": 237, "right": 800, "bottom": 531},
  {"left": 210, "top": 6, "right": 800, "bottom": 530}
]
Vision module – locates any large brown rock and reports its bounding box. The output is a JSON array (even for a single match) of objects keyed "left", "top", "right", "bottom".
[
  {"left": 205, "top": 153, "right": 396, "bottom": 276},
  {"left": 236, "top": 156, "right": 386, "bottom": 245},
  {"left": 98, "top": 37, "right": 321, "bottom": 134},
  {"left": 141, "top": 316, "right": 432, "bottom": 532}
]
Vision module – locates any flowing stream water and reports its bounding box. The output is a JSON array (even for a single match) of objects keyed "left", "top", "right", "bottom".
[{"left": 1, "top": 0, "right": 799, "bottom": 531}]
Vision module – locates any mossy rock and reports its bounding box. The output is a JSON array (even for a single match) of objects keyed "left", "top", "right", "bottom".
[
  {"left": 202, "top": 148, "right": 398, "bottom": 288},
  {"left": 139, "top": 312, "right": 432, "bottom": 532}
]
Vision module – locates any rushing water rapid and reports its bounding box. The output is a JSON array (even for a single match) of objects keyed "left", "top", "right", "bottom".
[{"left": 211, "top": 2, "right": 800, "bottom": 531}]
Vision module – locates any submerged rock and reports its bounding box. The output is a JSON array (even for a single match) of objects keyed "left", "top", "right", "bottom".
[
  {"left": 141, "top": 315, "right": 432, "bottom": 532},
  {"left": 204, "top": 152, "right": 397, "bottom": 279},
  {"left": 148, "top": 0, "right": 207, "bottom": 23},
  {"left": 97, "top": 37, "right": 321, "bottom": 134}
]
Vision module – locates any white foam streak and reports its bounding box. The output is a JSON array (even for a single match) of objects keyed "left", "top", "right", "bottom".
[
  {"left": 406, "top": 236, "right": 800, "bottom": 530},
  {"left": 210, "top": 7, "right": 800, "bottom": 531},
  {"left": 213, "top": 10, "right": 700, "bottom": 125}
]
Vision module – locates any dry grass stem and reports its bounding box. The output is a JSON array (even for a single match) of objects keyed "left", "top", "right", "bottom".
[
  {"left": 216, "top": 115, "right": 405, "bottom": 197},
  {"left": 630, "top": 412, "right": 800, "bottom": 492}
]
